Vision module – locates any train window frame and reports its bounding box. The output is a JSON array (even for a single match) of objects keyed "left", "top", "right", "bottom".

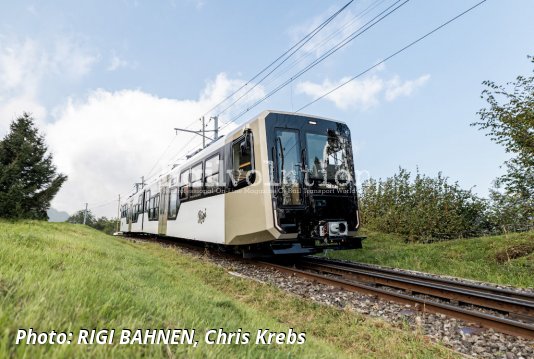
[
  {"left": 190, "top": 162, "right": 203, "bottom": 199},
  {"left": 179, "top": 169, "right": 190, "bottom": 201},
  {"left": 204, "top": 153, "right": 221, "bottom": 195},
  {"left": 167, "top": 186, "right": 179, "bottom": 220},
  {"left": 230, "top": 131, "right": 255, "bottom": 189}
]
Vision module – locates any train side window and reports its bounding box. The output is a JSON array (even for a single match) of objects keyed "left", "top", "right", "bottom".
[
  {"left": 205, "top": 153, "right": 220, "bottom": 193},
  {"left": 145, "top": 190, "right": 151, "bottom": 212},
  {"left": 149, "top": 194, "right": 159, "bottom": 220},
  {"left": 148, "top": 195, "right": 157, "bottom": 221},
  {"left": 179, "top": 170, "right": 189, "bottom": 200},
  {"left": 231, "top": 131, "right": 254, "bottom": 186},
  {"left": 190, "top": 163, "right": 203, "bottom": 198},
  {"left": 168, "top": 187, "right": 179, "bottom": 219}
]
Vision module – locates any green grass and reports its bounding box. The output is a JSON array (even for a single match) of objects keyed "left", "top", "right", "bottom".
[
  {"left": 328, "top": 230, "right": 534, "bottom": 288},
  {"left": 0, "top": 221, "right": 455, "bottom": 358}
]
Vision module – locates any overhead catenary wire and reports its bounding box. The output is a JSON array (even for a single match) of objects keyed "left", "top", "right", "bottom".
[
  {"left": 155, "top": 1, "right": 404, "bottom": 173},
  {"left": 166, "top": 0, "right": 399, "bottom": 169},
  {"left": 202, "top": 0, "right": 355, "bottom": 119},
  {"left": 155, "top": 1, "right": 361, "bottom": 172},
  {"left": 144, "top": 134, "right": 179, "bottom": 180},
  {"left": 296, "top": 0, "right": 488, "bottom": 113},
  {"left": 220, "top": 0, "right": 391, "bottom": 120},
  {"left": 213, "top": 0, "right": 355, "bottom": 118},
  {"left": 144, "top": 0, "right": 485, "bottom": 188},
  {"left": 218, "top": 0, "right": 410, "bottom": 130},
  {"left": 88, "top": 199, "right": 117, "bottom": 211}
]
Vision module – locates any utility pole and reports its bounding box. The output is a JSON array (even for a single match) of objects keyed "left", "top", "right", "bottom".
[
  {"left": 83, "top": 203, "right": 88, "bottom": 225},
  {"left": 135, "top": 176, "right": 145, "bottom": 193},
  {"left": 116, "top": 194, "right": 121, "bottom": 232},
  {"left": 201, "top": 116, "right": 206, "bottom": 149},
  {"left": 212, "top": 116, "right": 218, "bottom": 142}
]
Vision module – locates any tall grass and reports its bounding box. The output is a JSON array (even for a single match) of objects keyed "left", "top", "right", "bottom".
[{"left": 0, "top": 221, "right": 454, "bottom": 358}]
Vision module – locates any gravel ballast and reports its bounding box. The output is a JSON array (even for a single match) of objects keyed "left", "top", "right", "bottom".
[{"left": 201, "top": 250, "right": 534, "bottom": 359}]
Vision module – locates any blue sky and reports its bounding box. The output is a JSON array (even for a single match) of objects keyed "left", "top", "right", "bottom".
[{"left": 1, "top": 0, "right": 533, "bottom": 217}]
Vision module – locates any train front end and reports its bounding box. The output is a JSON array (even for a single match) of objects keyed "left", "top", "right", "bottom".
[{"left": 261, "top": 112, "right": 364, "bottom": 256}]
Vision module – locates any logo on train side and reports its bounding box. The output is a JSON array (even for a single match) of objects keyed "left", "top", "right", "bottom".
[{"left": 197, "top": 208, "right": 207, "bottom": 224}]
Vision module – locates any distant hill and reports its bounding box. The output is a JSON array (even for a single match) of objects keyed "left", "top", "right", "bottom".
[{"left": 47, "top": 208, "right": 70, "bottom": 222}]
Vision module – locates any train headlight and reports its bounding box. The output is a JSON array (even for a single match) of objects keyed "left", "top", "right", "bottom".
[{"left": 328, "top": 221, "right": 348, "bottom": 236}]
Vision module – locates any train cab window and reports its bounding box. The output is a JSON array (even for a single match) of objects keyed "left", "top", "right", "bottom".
[
  {"left": 190, "top": 163, "right": 203, "bottom": 198},
  {"left": 168, "top": 187, "right": 179, "bottom": 219},
  {"left": 231, "top": 131, "right": 254, "bottom": 186},
  {"left": 276, "top": 129, "right": 302, "bottom": 206},
  {"left": 179, "top": 170, "right": 189, "bottom": 200},
  {"left": 205, "top": 154, "right": 220, "bottom": 193}
]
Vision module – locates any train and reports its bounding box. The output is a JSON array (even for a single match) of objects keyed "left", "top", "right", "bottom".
[{"left": 119, "top": 110, "right": 364, "bottom": 257}]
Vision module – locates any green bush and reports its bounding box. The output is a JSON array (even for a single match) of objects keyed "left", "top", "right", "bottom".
[{"left": 359, "top": 168, "right": 491, "bottom": 242}]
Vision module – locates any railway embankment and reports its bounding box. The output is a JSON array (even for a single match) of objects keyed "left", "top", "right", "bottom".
[{"left": 0, "top": 221, "right": 454, "bottom": 358}]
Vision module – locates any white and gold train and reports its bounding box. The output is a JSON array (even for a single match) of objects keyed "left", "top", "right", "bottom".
[{"left": 119, "top": 110, "right": 363, "bottom": 256}]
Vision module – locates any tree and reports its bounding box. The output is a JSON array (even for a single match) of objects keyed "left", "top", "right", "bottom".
[
  {"left": 92, "top": 216, "right": 118, "bottom": 235},
  {"left": 67, "top": 209, "right": 96, "bottom": 226},
  {"left": 472, "top": 56, "right": 534, "bottom": 230},
  {"left": 66, "top": 210, "right": 118, "bottom": 235},
  {"left": 0, "top": 113, "right": 67, "bottom": 220},
  {"left": 359, "top": 168, "right": 490, "bottom": 242}
]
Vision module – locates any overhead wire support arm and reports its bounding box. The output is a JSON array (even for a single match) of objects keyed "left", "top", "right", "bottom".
[
  {"left": 173, "top": 128, "right": 216, "bottom": 138},
  {"left": 174, "top": 116, "right": 220, "bottom": 150}
]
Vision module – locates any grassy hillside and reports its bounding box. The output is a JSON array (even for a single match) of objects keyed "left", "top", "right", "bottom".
[
  {"left": 328, "top": 230, "right": 534, "bottom": 288},
  {"left": 0, "top": 221, "right": 455, "bottom": 358}
]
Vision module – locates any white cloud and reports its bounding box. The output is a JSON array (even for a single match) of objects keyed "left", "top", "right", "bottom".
[
  {"left": 45, "top": 73, "right": 262, "bottom": 217},
  {"left": 297, "top": 75, "right": 384, "bottom": 110},
  {"left": 0, "top": 38, "right": 44, "bottom": 95},
  {"left": 0, "top": 35, "right": 99, "bottom": 133},
  {"left": 296, "top": 72, "right": 430, "bottom": 110},
  {"left": 50, "top": 36, "right": 100, "bottom": 79},
  {"left": 385, "top": 74, "right": 430, "bottom": 101}
]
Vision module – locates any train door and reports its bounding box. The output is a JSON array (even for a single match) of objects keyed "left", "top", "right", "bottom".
[
  {"left": 158, "top": 175, "right": 170, "bottom": 235},
  {"left": 127, "top": 203, "right": 132, "bottom": 232},
  {"left": 139, "top": 192, "right": 145, "bottom": 231}
]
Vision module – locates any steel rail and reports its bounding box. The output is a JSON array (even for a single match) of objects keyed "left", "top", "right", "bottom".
[
  {"left": 256, "top": 261, "right": 534, "bottom": 340},
  {"left": 305, "top": 256, "right": 534, "bottom": 302},
  {"left": 295, "top": 260, "right": 534, "bottom": 318}
]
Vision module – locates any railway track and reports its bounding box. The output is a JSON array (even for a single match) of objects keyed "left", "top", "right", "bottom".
[
  {"left": 256, "top": 257, "right": 534, "bottom": 340},
  {"left": 120, "top": 234, "right": 534, "bottom": 339}
]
